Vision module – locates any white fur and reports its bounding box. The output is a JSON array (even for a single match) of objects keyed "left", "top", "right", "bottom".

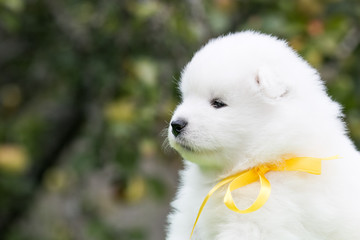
[{"left": 166, "top": 31, "right": 360, "bottom": 240}]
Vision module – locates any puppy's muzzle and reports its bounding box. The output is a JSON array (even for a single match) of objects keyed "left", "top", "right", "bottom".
[{"left": 171, "top": 119, "right": 188, "bottom": 137}]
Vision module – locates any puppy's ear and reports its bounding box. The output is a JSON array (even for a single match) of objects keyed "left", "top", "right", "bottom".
[{"left": 255, "top": 66, "right": 288, "bottom": 100}]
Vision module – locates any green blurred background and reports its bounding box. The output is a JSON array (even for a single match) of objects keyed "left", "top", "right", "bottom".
[{"left": 0, "top": 0, "right": 359, "bottom": 239}]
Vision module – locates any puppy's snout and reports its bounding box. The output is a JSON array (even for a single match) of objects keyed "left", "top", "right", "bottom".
[{"left": 171, "top": 119, "right": 188, "bottom": 137}]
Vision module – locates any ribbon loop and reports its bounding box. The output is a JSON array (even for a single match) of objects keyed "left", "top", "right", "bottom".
[{"left": 224, "top": 169, "right": 271, "bottom": 214}]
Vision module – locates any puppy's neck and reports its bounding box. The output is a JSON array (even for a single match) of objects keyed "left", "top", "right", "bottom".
[{"left": 194, "top": 133, "right": 352, "bottom": 182}]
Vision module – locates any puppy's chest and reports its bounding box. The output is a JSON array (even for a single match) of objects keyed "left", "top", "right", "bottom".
[
  {"left": 190, "top": 183, "right": 265, "bottom": 235},
  {"left": 190, "top": 175, "right": 312, "bottom": 235}
]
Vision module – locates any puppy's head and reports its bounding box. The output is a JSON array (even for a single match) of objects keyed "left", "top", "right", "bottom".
[{"left": 168, "top": 31, "right": 342, "bottom": 171}]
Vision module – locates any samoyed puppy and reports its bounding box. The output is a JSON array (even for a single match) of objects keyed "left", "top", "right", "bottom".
[{"left": 166, "top": 31, "right": 360, "bottom": 240}]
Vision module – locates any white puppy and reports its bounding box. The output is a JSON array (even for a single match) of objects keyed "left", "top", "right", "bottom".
[{"left": 166, "top": 31, "right": 360, "bottom": 240}]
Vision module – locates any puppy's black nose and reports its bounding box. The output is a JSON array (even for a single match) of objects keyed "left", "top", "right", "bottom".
[{"left": 171, "top": 119, "right": 188, "bottom": 137}]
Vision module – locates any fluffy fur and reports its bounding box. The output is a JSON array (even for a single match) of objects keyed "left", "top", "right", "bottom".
[{"left": 166, "top": 31, "right": 360, "bottom": 240}]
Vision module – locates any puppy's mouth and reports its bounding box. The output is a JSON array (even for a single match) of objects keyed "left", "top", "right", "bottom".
[
  {"left": 169, "top": 134, "right": 201, "bottom": 153},
  {"left": 172, "top": 137, "right": 215, "bottom": 154},
  {"left": 174, "top": 139, "right": 196, "bottom": 152}
]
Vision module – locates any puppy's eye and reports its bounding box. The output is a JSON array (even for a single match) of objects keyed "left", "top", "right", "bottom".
[{"left": 211, "top": 98, "right": 227, "bottom": 109}]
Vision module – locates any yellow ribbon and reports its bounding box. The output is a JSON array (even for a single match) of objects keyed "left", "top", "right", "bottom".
[{"left": 190, "top": 156, "right": 339, "bottom": 239}]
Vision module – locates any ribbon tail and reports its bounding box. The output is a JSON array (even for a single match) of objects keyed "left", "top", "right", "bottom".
[
  {"left": 281, "top": 155, "right": 340, "bottom": 175},
  {"left": 190, "top": 176, "right": 235, "bottom": 239}
]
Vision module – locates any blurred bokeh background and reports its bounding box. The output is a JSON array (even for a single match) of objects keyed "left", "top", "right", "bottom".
[{"left": 0, "top": 0, "right": 359, "bottom": 239}]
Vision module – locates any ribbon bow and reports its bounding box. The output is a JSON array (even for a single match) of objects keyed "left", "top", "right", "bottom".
[{"left": 190, "top": 156, "right": 339, "bottom": 239}]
